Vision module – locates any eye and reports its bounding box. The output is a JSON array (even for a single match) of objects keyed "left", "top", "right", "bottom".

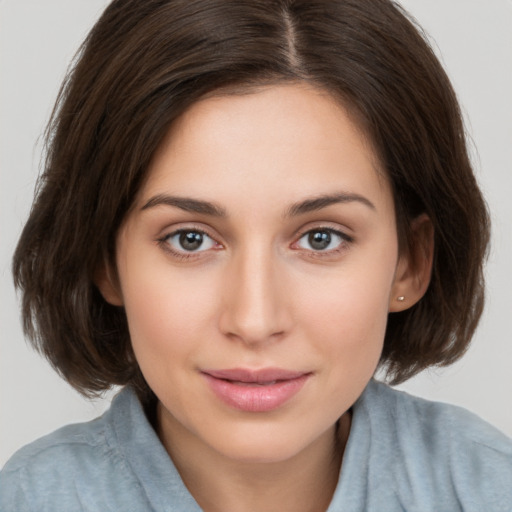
[
  {"left": 163, "top": 229, "right": 218, "bottom": 253},
  {"left": 295, "top": 228, "right": 349, "bottom": 252}
]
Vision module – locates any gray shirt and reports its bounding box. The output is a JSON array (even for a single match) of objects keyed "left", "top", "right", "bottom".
[{"left": 1, "top": 379, "right": 511, "bottom": 511}]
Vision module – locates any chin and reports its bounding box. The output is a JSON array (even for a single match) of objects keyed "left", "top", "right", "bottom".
[{"left": 205, "top": 421, "right": 333, "bottom": 465}]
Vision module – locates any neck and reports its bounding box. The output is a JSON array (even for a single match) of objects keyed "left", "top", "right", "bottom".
[{"left": 157, "top": 408, "right": 351, "bottom": 512}]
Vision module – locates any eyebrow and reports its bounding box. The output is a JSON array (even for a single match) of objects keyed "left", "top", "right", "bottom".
[
  {"left": 140, "top": 191, "right": 376, "bottom": 217},
  {"left": 285, "top": 192, "right": 376, "bottom": 217},
  {"left": 141, "top": 194, "right": 227, "bottom": 217}
]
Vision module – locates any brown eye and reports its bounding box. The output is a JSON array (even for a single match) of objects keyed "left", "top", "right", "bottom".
[
  {"left": 179, "top": 231, "right": 204, "bottom": 251},
  {"left": 308, "top": 231, "right": 332, "bottom": 250}
]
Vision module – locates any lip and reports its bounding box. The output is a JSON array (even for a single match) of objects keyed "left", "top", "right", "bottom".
[{"left": 201, "top": 368, "right": 311, "bottom": 412}]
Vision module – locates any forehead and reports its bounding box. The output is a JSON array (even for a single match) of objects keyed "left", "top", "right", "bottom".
[{"left": 136, "top": 83, "right": 391, "bottom": 215}]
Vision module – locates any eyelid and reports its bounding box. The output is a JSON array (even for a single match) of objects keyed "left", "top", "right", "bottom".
[
  {"left": 157, "top": 222, "right": 220, "bottom": 243},
  {"left": 293, "top": 223, "right": 354, "bottom": 242}
]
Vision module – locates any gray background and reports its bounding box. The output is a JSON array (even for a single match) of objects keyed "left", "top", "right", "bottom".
[{"left": 1, "top": 0, "right": 511, "bottom": 467}]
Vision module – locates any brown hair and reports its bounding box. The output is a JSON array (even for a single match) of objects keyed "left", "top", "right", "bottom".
[{"left": 13, "top": 0, "right": 490, "bottom": 401}]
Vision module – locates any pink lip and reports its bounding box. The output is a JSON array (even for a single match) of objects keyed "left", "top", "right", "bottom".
[{"left": 202, "top": 368, "right": 311, "bottom": 412}]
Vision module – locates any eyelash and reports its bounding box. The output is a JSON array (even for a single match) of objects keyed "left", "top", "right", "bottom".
[
  {"left": 157, "top": 228, "right": 221, "bottom": 261},
  {"left": 293, "top": 227, "right": 353, "bottom": 256},
  {"left": 157, "top": 226, "right": 353, "bottom": 261}
]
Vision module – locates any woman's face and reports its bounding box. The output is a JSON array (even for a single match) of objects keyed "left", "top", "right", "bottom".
[{"left": 107, "top": 84, "right": 406, "bottom": 464}]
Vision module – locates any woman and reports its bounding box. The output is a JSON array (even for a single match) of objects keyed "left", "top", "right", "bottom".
[{"left": 1, "top": 1, "right": 511, "bottom": 510}]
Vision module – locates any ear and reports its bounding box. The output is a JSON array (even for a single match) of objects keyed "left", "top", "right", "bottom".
[
  {"left": 389, "top": 214, "right": 434, "bottom": 312},
  {"left": 94, "top": 260, "right": 124, "bottom": 306}
]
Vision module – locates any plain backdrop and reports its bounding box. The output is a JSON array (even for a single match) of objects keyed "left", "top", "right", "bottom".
[{"left": 1, "top": 0, "right": 511, "bottom": 467}]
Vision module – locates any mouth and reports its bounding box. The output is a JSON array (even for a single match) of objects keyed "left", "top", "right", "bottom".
[{"left": 201, "top": 368, "right": 311, "bottom": 412}]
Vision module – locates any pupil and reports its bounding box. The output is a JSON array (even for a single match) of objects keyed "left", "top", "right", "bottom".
[
  {"left": 309, "top": 231, "right": 331, "bottom": 250},
  {"left": 180, "top": 231, "right": 203, "bottom": 251}
]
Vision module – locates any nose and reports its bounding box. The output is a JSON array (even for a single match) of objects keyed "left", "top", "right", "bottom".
[{"left": 218, "top": 246, "right": 292, "bottom": 347}]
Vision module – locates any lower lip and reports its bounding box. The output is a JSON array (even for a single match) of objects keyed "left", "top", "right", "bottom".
[{"left": 202, "top": 373, "right": 310, "bottom": 412}]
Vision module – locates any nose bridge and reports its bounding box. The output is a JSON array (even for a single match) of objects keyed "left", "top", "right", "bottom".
[{"left": 220, "top": 242, "right": 289, "bottom": 344}]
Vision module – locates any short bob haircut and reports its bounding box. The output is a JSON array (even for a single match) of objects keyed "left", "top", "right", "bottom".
[{"left": 13, "top": 0, "right": 489, "bottom": 403}]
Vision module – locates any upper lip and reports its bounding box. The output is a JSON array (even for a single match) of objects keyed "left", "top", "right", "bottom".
[{"left": 202, "top": 368, "right": 309, "bottom": 383}]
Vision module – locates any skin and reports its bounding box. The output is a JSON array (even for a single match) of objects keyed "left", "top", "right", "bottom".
[{"left": 98, "top": 84, "right": 432, "bottom": 512}]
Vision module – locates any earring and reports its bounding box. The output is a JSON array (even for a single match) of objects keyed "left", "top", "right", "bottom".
[{"left": 396, "top": 296, "right": 405, "bottom": 302}]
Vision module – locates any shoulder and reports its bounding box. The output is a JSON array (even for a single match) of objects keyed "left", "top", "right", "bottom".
[
  {"left": 1, "top": 413, "right": 109, "bottom": 471},
  {"left": 366, "top": 379, "right": 512, "bottom": 453},
  {"left": 356, "top": 380, "right": 512, "bottom": 510},
  {"left": 0, "top": 389, "right": 147, "bottom": 512}
]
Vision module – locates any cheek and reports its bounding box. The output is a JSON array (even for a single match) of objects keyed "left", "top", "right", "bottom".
[
  {"left": 303, "top": 286, "right": 388, "bottom": 359},
  {"left": 298, "top": 281, "right": 390, "bottom": 414},
  {"left": 296, "top": 253, "right": 396, "bottom": 369},
  {"left": 119, "top": 262, "right": 217, "bottom": 366}
]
